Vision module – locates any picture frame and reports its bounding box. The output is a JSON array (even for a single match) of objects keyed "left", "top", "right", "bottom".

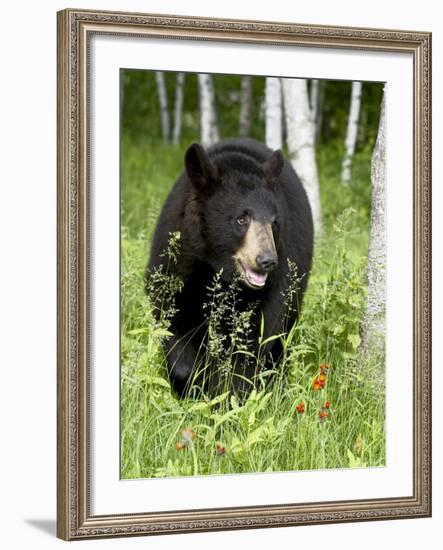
[{"left": 57, "top": 7, "right": 431, "bottom": 540}]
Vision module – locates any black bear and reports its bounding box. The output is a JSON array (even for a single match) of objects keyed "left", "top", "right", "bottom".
[{"left": 146, "top": 138, "right": 313, "bottom": 398}]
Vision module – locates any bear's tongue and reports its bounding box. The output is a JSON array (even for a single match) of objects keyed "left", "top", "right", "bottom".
[{"left": 245, "top": 268, "right": 268, "bottom": 288}]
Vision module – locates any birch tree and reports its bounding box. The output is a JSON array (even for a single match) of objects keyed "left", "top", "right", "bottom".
[
  {"left": 360, "top": 93, "right": 386, "bottom": 366},
  {"left": 172, "top": 72, "right": 185, "bottom": 145},
  {"left": 341, "top": 81, "right": 363, "bottom": 184},
  {"left": 155, "top": 71, "right": 170, "bottom": 143},
  {"left": 282, "top": 77, "right": 322, "bottom": 234},
  {"left": 265, "top": 77, "right": 283, "bottom": 150},
  {"left": 198, "top": 73, "right": 219, "bottom": 146},
  {"left": 239, "top": 76, "right": 252, "bottom": 137}
]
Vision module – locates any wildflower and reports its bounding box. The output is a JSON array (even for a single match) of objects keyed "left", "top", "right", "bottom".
[
  {"left": 181, "top": 428, "right": 196, "bottom": 444},
  {"left": 319, "top": 410, "right": 330, "bottom": 422},
  {"left": 175, "top": 428, "right": 196, "bottom": 450},
  {"left": 215, "top": 443, "right": 226, "bottom": 456},
  {"left": 313, "top": 377, "right": 322, "bottom": 390},
  {"left": 320, "top": 363, "right": 331, "bottom": 375},
  {"left": 295, "top": 402, "right": 305, "bottom": 414},
  {"left": 325, "top": 400, "right": 331, "bottom": 409},
  {"left": 319, "top": 373, "right": 326, "bottom": 388}
]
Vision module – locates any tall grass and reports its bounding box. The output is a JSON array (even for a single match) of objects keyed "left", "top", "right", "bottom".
[{"left": 120, "top": 136, "right": 385, "bottom": 479}]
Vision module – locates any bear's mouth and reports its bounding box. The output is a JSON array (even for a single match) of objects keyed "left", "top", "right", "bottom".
[{"left": 236, "top": 260, "right": 268, "bottom": 289}]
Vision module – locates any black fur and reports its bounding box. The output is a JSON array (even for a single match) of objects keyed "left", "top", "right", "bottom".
[{"left": 146, "top": 138, "right": 314, "bottom": 398}]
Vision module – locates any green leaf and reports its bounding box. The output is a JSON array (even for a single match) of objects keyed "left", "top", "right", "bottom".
[
  {"left": 188, "top": 402, "right": 210, "bottom": 413},
  {"left": 347, "top": 333, "right": 361, "bottom": 349},
  {"left": 209, "top": 391, "right": 230, "bottom": 406},
  {"left": 151, "top": 327, "right": 173, "bottom": 338},
  {"left": 246, "top": 389, "right": 257, "bottom": 403},
  {"left": 348, "top": 294, "right": 362, "bottom": 308},
  {"left": 148, "top": 376, "right": 171, "bottom": 389},
  {"left": 347, "top": 449, "right": 367, "bottom": 468},
  {"left": 253, "top": 392, "right": 273, "bottom": 415},
  {"left": 211, "top": 408, "right": 239, "bottom": 429},
  {"left": 332, "top": 324, "right": 345, "bottom": 336},
  {"left": 230, "top": 395, "right": 240, "bottom": 411},
  {"left": 260, "top": 333, "right": 286, "bottom": 346},
  {"left": 247, "top": 425, "right": 265, "bottom": 446},
  {"left": 258, "top": 311, "right": 265, "bottom": 345},
  {"left": 127, "top": 327, "right": 149, "bottom": 336}
]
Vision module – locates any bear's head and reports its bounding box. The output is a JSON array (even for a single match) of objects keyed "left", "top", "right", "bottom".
[{"left": 184, "top": 143, "right": 284, "bottom": 290}]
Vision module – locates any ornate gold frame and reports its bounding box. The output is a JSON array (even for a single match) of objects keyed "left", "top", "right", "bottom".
[{"left": 57, "top": 8, "right": 431, "bottom": 540}]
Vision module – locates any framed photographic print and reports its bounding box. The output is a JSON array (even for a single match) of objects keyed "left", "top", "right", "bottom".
[{"left": 57, "top": 8, "right": 431, "bottom": 540}]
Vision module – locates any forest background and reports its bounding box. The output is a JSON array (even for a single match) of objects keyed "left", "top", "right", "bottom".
[{"left": 120, "top": 71, "right": 386, "bottom": 479}]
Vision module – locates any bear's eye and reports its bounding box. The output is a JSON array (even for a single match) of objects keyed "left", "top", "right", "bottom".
[{"left": 236, "top": 214, "right": 250, "bottom": 226}]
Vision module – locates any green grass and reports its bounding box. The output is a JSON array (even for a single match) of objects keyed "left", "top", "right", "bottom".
[{"left": 120, "top": 135, "right": 385, "bottom": 479}]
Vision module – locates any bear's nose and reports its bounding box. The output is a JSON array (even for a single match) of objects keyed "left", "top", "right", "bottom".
[{"left": 256, "top": 253, "right": 278, "bottom": 272}]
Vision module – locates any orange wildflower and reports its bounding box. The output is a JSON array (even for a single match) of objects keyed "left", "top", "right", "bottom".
[
  {"left": 175, "top": 428, "right": 196, "bottom": 450},
  {"left": 320, "top": 363, "right": 331, "bottom": 375},
  {"left": 181, "top": 428, "right": 196, "bottom": 443},
  {"left": 319, "top": 373, "right": 326, "bottom": 388},
  {"left": 325, "top": 401, "right": 331, "bottom": 409},
  {"left": 295, "top": 402, "right": 305, "bottom": 414},
  {"left": 319, "top": 410, "right": 330, "bottom": 422},
  {"left": 313, "top": 377, "right": 322, "bottom": 390},
  {"left": 215, "top": 443, "right": 226, "bottom": 456}
]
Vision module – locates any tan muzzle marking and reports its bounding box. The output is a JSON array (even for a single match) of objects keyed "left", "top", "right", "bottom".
[{"left": 234, "top": 220, "right": 276, "bottom": 272}]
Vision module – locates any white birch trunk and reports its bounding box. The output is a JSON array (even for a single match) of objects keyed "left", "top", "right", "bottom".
[
  {"left": 341, "top": 81, "right": 363, "bottom": 184},
  {"left": 172, "top": 72, "right": 185, "bottom": 145},
  {"left": 198, "top": 73, "right": 219, "bottom": 146},
  {"left": 239, "top": 76, "right": 253, "bottom": 137},
  {"left": 155, "top": 71, "right": 170, "bottom": 143},
  {"left": 360, "top": 93, "right": 386, "bottom": 366},
  {"left": 265, "top": 77, "right": 283, "bottom": 150},
  {"left": 282, "top": 77, "right": 322, "bottom": 235}
]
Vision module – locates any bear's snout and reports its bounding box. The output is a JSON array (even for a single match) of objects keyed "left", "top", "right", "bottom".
[{"left": 255, "top": 253, "right": 278, "bottom": 273}]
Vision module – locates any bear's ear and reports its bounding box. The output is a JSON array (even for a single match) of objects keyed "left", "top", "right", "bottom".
[
  {"left": 263, "top": 150, "right": 284, "bottom": 183},
  {"left": 184, "top": 143, "right": 219, "bottom": 194}
]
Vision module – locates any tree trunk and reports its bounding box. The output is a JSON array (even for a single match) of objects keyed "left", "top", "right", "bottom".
[
  {"left": 282, "top": 77, "right": 322, "bottom": 235},
  {"left": 360, "top": 93, "right": 386, "bottom": 367},
  {"left": 341, "top": 81, "right": 363, "bottom": 184},
  {"left": 172, "top": 72, "right": 185, "bottom": 145},
  {"left": 198, "top": 73, "right": 219, "bottom": 146},
  {"left": 265, "top": 77, "right": 283, "bottom": 150},
  {"left": 155, "top": 71, "right": 170, "bottom": 143},
  {"left": 239, "top": 76, "right": 253, "bottom": 137}
]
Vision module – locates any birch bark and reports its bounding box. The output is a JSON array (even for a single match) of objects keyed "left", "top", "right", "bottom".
[
  {"left": 360, "top": 93, "right": 386, "bottom": 368},
  {"left": 239, "top": 76, "right": 253, "bottom": 137},
  {"left": 265, "top": 77, "right": 283, "bottom": 150},
  {"left": 172, "top": 72, "right": 185, "bottom": 145},
  {"left": 282, "top": 77, "right": 322, "bottom": 234},
  {"left": 155, "top": 71, "right": 170, "bottom": 143},
  {"left": 198, "top": 74, "right": 219, "bottom": 146}
]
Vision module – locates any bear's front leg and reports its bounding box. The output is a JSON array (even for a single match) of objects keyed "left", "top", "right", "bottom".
[{"left": 164, "top": 333, "right": 198, "bottom": 397}]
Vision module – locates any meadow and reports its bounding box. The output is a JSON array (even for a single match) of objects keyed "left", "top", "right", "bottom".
[{"left": 120, "top": 135, "right": 385, "bottom": 479}]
